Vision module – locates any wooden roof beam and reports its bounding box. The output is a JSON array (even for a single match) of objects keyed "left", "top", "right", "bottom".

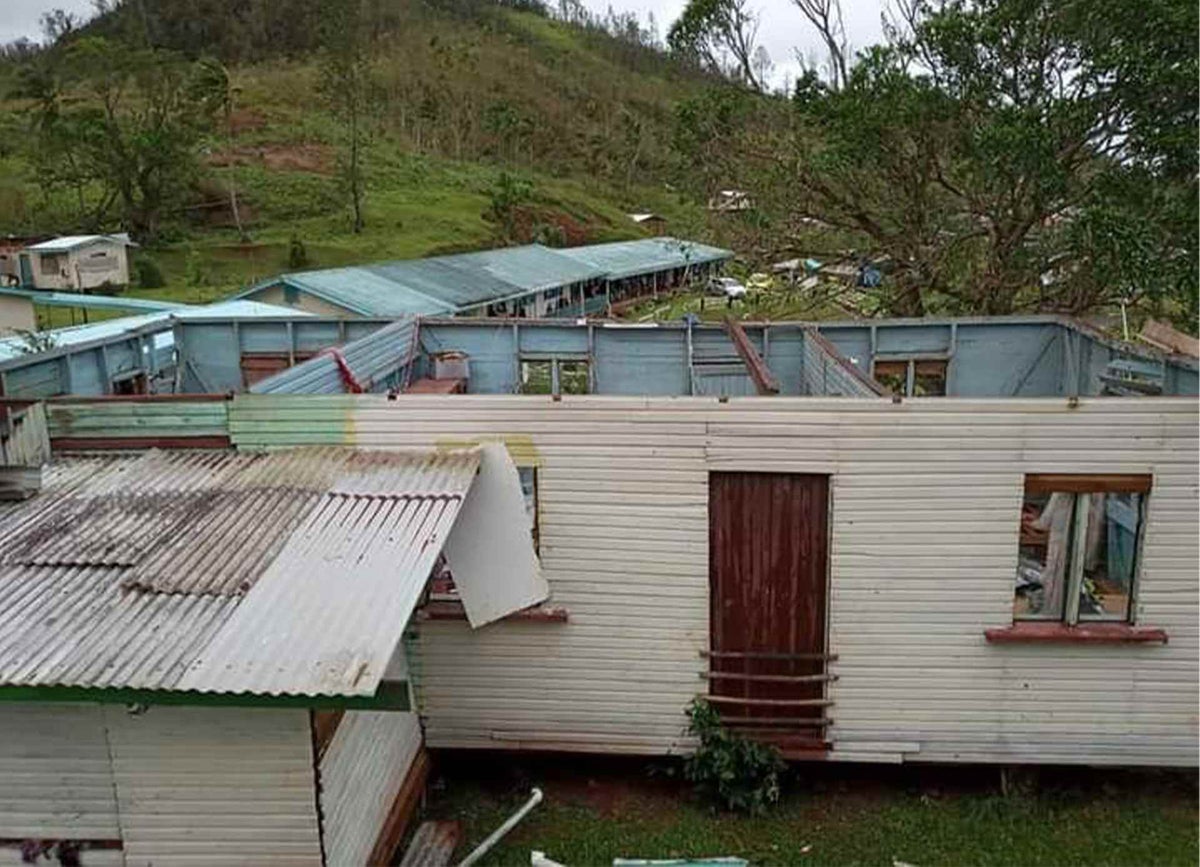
[{"left": 723, "top": 316, "right": 780, "bottom": 395}]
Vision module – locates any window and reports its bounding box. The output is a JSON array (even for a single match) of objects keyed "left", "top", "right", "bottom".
[
  {"left": 1014, "top": 475, "right": 1150, "bottom": 623},
  {"left": 112, "top": 372, "right": 148, "bottom": 395},
  {"left": 518, "top": 466, "right": 539, "bottom": 552},
  {"left": 873, "top": 358, "right": 947, "bottom": 396},
  {"left": 519, "top": 357, "right": 590, "bottom": 395},
  {"left": 283, "top": 284, "right": 299, "bottom": 305},
  {"left": 426, "top": 464, "right": 540, "bottom": 604},
  {"left": 39, "top": 253, "right": 63, "bottom": 275}
]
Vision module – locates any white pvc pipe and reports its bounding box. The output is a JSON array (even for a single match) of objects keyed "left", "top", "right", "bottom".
[{"left": 458, "top": 787, "right": 544, "bottom": 867}]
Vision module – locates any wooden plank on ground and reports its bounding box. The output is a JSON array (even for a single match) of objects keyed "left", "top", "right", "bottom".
[{"left": 399, "top": 820, "right": 463, "bottom": 867}]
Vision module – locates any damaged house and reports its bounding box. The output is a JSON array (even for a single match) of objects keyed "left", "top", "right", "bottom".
[{"left": 0, "top": 309, "right": 1196, "bottom": 864}]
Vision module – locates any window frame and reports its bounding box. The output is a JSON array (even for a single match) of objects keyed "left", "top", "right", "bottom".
[
  {"left": 871, "top": 356, "right": 949, "bottom": 397},
  {"left": 518, "top": 353, "right": 591, "bottom": 395},
  {"left": 1015, "top": 474, "right": 1152, "bottom": 626}
]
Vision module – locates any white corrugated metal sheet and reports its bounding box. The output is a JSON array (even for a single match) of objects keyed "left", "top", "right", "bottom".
[
  {"left": 0, "top": 704, "right": 121, "bottom": 840},
  {"left": 105, "top": 706, "right": 320, "bottom": 866},
  {"left": 319, "top": 711, "right": 423, "bottom": 866},
  {"left": 0, "top": 704, "right": 322, "bottom": 866},
  {"left": 0, "top": 447, "right": 480, "bottom": 697},
  {"left": 230, "top": 394, "right": 1199, "bottom": 765}
]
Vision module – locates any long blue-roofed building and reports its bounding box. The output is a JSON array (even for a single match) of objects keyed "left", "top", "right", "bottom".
[{"left": 233, "top": 237, "right": 733, "bottom": 319}]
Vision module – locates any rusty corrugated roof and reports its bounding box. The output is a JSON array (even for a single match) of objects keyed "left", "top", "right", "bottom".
[{"left": 0, "top": 447, "right": 480, "bottom": 697}]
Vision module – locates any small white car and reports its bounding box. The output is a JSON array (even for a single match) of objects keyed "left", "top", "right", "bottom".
[{"left": 708, "top": 276, "right": 747, "bottom": 299}]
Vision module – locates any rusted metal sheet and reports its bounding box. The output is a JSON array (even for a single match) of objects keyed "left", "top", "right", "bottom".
[
  {"left": 0, "top": 448, "right": 480, "bottom": 696},
  {"left": 709, "top": 472, "right": 829, "bottom": 743}
]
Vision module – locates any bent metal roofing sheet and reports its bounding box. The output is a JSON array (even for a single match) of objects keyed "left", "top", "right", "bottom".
[
  {"left": 0, "top": 447, "right": 481, "bottom": 697},
  {"left": 250, "top": 317, "right": 418, "bottom": 395}
]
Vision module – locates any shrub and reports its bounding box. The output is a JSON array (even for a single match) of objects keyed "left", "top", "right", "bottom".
[
  {"left": 683, "top": 698, "right": 785, "bottom": 815},
  {"left": 135, "top": 257, "right": 166, "bottom": 289},
  {"left": 288, "top": 234, "right": 310, "bottom": 269}
]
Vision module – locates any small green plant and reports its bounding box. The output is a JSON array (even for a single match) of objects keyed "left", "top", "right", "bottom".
[
  {"left": 135, "top": 257, "right": 166, "bottom": 289},
  {"left": 683, "top": 698, "right": 785, "bottom": 815}
]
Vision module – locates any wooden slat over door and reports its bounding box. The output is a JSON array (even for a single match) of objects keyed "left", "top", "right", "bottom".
[{"left": 709, "top": 472, "right": 830, "bottom": 743}]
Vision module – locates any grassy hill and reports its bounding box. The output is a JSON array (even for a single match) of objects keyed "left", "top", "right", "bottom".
[{"left": 0, "top": 0, "right": 721, "bottom": 310}]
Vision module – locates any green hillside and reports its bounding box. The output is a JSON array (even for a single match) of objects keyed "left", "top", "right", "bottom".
[{"left": 0, "top": 0, "right": 721, "bottom": 307}]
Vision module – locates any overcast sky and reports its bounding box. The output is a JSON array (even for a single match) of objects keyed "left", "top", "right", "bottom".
[{"left": 2, "top": 0, "right": 885, "bottom": 88}]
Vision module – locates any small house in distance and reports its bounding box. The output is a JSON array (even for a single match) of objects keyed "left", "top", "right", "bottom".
[
  {"left": 19, "top": 234, "right": 137, "bottom": 291},
  {"left": 628, "top": 212, "right": 667, "bottom": 235}
]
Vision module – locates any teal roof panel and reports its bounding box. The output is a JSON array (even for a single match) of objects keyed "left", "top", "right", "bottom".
[{"left": 556, "top": 237, "right": 733, "bottom": 281}]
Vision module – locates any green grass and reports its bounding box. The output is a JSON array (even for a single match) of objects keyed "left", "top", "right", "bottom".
[{"left": 421, "top": 759, "right": 1198, "bottom": 867}]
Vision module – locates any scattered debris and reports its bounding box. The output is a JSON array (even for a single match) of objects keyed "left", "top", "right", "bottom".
[{"left": 401, "top": 821, "right": 463, "bottom": 867}]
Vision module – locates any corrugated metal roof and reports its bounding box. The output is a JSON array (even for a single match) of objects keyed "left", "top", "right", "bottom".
[
  {"left": 0, "top": 447, "right": 480, "bottom": 696},
  {"left": 0, "top": 299, "right": 310, "bottom": 364},
  {"left": 556, "top": 237, "right": 732, "bottom": 280},
  {"left": 282, "top": 267, "right": 454, "bottom": 316},
  {"left": 239, "top": 244, "right": 620, "bottom": 316},
  {"left": 24, "top": 234, "right": 136, "bottom": 252},
  {"left": 0, "top": 287, "right": 186, "bottom": 312},
  {"left": 251, "top": 317, "right": 418, "bottom": 394}
]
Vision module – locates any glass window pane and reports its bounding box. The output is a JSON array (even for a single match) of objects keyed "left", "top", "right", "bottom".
[
  {"left": 519, "top": 360, "right": 553, "bottom": 394},
  {"left": 874, "top": 360, "right": 907, "bottom": 396},
  {"left": 517, "top": 465, "right": 538, "bottom": 551},
  {"left": 558, "top": 361, "right": 590, "bottom": 395},
  {"left": 1014, "top": 491, "right": 1074, "bottom": 619},
  {"left": 1077, "top": 492, "right": 1140, "bottom": 621},
  {"left": 913, "top": 360, "right": 947, "bottom": 396}
]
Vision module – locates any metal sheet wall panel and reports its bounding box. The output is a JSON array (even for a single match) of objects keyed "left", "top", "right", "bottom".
[
  {"left": 319, "top": 711, "right": 423, "bottom": 867},
  {"left": 0, "top": 402, "right": 50, "bottom": 465},
  {"left": 105, "top": 706, "right": 321, "bottom": 866},
  {"left": 46, "top": 400, "right": 230, "bottom": 443},
  {"left": 231, "top": 395, "right": 1197, "bottom": 765},
  {"left": 0, "top": 703, "right": 120, "bottom": 840},
  {"left": 801, "top": 331, "right": 881, "bottom": 396}
]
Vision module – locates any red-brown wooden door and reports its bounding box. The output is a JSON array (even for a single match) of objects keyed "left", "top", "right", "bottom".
[{"left": 708, "top": 472, "right": 830, "bottom": 753}]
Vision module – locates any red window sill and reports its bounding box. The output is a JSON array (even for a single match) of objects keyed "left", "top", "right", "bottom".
[
  {"left": 418, "top": 601, "right": 570, "bottom": 623},
  {"left": 985, "top": 622, "right": 1168, "bottom": 645}
]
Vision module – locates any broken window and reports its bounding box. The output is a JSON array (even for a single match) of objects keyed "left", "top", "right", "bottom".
[
  {"left": 426, "top": 463, "right": 540, "bottom": 604},
  {"left": 39, "top": 253, "right": 63, "bottom": 275},
  {"left": 519, "top": 360, "right": 553, "bottom": 394},
  {"left": 872, "top": 358, "right": 948, "bottom": 397},
  {"left": 1014, "top": 475, "right": 1149, "bottom": 623},
  {"left": 519, "top": 357, "right": 590, "bottom": 395}
]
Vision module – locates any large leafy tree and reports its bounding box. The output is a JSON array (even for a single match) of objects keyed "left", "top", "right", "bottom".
[
  {"left": 668, "top": 0, "right": 767, "bottom": 91},
  {"left": 16, "top": 37, "right": 216, "bottom": 241},
  {"left": 739, "top": 0, "right": 1197, "bottom": 324}
]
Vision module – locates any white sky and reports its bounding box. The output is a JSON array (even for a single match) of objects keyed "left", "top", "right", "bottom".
[{"left": 3, "top": 0, "right": 885, "bottom": 89}]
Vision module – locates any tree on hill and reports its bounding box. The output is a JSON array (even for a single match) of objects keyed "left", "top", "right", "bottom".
[
  {"left": 13, "top": 36, "right": 216, "bottom": 240},
  {"left": 668, "top": 0, "right": 767, "bottom": 91},
  {"left": 715, "top": 0, "right": 1197, "bottom": 326},
  {"left": 318, "top": 0, "right": 381, "bottom": 234}
]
